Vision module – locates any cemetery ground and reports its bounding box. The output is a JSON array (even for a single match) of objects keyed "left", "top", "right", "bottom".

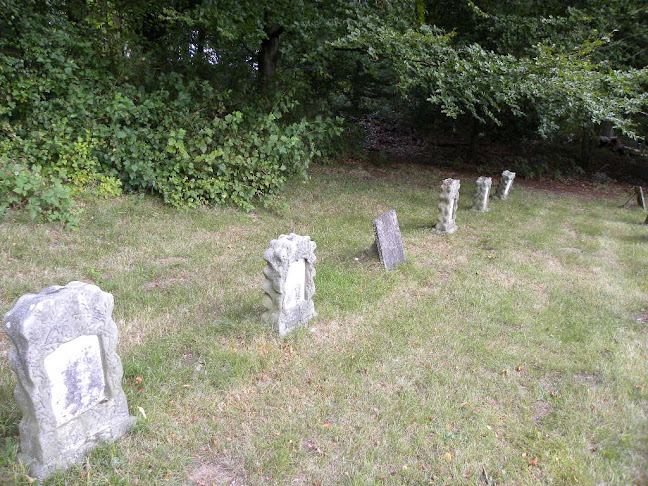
[{"left": 0, "top": 162, "right": 647, "bottom": 485}]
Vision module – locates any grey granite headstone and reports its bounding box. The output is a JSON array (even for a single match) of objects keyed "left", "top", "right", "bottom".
[
  {"left": 371, "top": 210, "right": 406, "bottom": 271},
  {"left": 493, "top": 170, "right": 516, "bottom": 200},
  {"left": 636, "top": 186, "right": 646, "bottom": 212},
  {"left": 435, "top": 178, "right": 460, "bottom": 234},
  {"left": 3, "top": 281, "right": 135, "bottom": 480},
  {"left": 262, "top": 233, "right": 316, "bottom": 337},
  {"left": 472, "top": 176, "right": 492, "bottom": 212}
]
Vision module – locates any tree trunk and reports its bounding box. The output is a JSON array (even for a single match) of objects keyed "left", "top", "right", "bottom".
[
  {"left": 579, "top": 127, "right": 594, "bottom": 171},
  {"left": 66, "top": 0, "right": 86, "bottom": 23},
  {"left": 599, "top": 120, "right": 614, "bottom": 138},
  {"left": 258, "top": 23, "right": 283, "bottom": 88},
  {"left": 467, "top": 116, "right": 479, "bottom": 161}
]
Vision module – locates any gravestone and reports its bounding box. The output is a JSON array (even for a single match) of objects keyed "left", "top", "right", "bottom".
[
  {"left": 621, "top": 186, "right": 647, "bottom": 211},
  {"left": 435, "top": 178, "right": 460, "bottom": 234},
  {"left": 262, "top": 233, "right": 316, "bottom": 336},
  {"left": 3, "top": 281, "right": 135, "bottom": 480},
  {"left": 472, "top": 176, "right": 492, "bottom": 212},
  {"left": 493, "top": 170, "right": 516, "bottom": 200},
  {"left": 370, "top": 210, "right": 406, "bottom": 271},
  {"left": 636, "top": 186, "right": 646, "bottom": 212}
]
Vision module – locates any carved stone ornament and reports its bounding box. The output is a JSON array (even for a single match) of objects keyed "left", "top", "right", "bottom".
[
  {"left": 435, "top": 178, "right": 461, "bottom": 234},
  {"left": 262, "top": 234, "right": 316, "bottom": 337},
  {"left": 3, "top": 281, "right": 135, "bottom": 480},
  {"left": 472, "top": 176, "right": 492, "bottom": 212},
  {"left": 493, "top": 170, "right": 516, "bottom": 200}
]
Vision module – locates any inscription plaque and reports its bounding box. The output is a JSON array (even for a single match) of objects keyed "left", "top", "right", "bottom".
[
  {"left": 45, "top": 335, "right": 106, "bottom": 426},
  {"left": 283, "top": 259, "right": 306, "bottom": 309}
]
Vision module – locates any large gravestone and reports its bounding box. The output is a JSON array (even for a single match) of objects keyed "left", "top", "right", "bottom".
[
  {"left": 371, "top": 210, "right": 406, "bottom": 271},
  {"left": 435, "top": 178, "right": 460, "bottom": 234},
  {"left": 472, "top": 176, "right": 492, "bottom": 212},
  {"left": 262, "top": 233, "right": 316, "bottom": 336},
  {"left": 3, "top": 281, "right": 135, "bottom": 480},
  {"left": 493, "top": 170, "right": 516, "bottom": 200}
]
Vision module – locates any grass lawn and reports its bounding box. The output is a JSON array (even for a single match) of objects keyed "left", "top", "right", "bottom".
[{"left": 0, "top": 162, "right": 646, "bottom": 485}]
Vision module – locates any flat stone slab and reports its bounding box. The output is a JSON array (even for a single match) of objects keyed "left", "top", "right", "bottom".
[
  {"left": 636, "top": 186, "right": 646, "bottom": 212},
  {"left": 3, "top": 281, "right": 135, "bottom": 480},
  {"left": 372, "top": 209, "right": 406, "bottom": 271}
]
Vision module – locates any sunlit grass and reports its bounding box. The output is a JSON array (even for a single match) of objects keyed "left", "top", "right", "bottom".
[{"left": 0, "top": 163, "right": 646, "bottom": 485}]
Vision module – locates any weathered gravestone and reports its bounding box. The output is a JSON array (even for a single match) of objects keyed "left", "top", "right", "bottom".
[
  {"left": 621, "top": 186, "right": 647, "bottom": 211},
  {"left": 493, "top": 170, "right": 516, "bottom": 200},
  {"left": 370, "top": 209, "right": 406, "bottom": 271},
  {"left": 2, "top": 281, "right": 135, "bottom": 480},
  {"left": 634, "top": 186, "right": 647, "bottom": 212},
  {"left": 435, "top": 178, "right": 461, "bottom": 234},
  {"left": 262, "top": 233, "right": 316, "bottom": 336},
  {"left": 472, "top": 176, "right": 492, "bottom": 212}
]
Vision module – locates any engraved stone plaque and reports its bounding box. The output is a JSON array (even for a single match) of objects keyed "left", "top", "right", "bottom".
[
  {"left": 44, "top": 335, "right": 106, "bottom": 426},
  {"left": 372, "top": 210, "right": 406, "bottom": 271},
  {"left": 283, "top": 259, "right": 306, "bottom": 309},
  {"left": 262, "top": 234, "right": 316, "bottom": 336}
]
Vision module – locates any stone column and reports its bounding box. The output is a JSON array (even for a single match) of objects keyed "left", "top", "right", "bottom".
[
  {"left": 3, "top": 282, "right": 135, "bottom": 480},
  {"left": 472, "top": 176, "right": 492, "bottom": 212},
  {"left": 262, "top": 233, "right": 316, "bottom": 336},
  {"left": 435, "top": 178, "right": 460, "bottom": 234},
  {"left": 493, "top": 170, "right": 516, "bottom": 200}
]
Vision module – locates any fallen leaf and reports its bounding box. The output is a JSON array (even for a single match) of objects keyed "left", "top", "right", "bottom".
[
  {"left": 135, "top": 376, "right": 142, "bottom": 384},
  {"left": 137, "top": 406, "right": 147, "bottom": 419},
  {"left": 227, "top": 244, "right": 233, "bottom": 249},
  {"left": 528, "top": 458, "right": 538, "bottom": 467}
]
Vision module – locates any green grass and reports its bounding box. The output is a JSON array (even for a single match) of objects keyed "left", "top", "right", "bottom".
[{"left": 0, "top": 163, "right": 647, "bottom": 485}]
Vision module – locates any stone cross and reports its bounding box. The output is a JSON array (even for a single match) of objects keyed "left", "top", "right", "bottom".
[
  {"left": 262, "top": 233, "right": 316, "bottom": 336},
  {"left": 435, "top": 178, "right": 460, "bottom": 234},
  {"left": 493, "top": 170, "right": 516, "bottom": 200},
  {"left": 371, "top": 209, "right": 406, "bottom": 271},
  {"left": 472, "top": 176, "right": 492, "bottom": 212},
  {"left": 3, "top": 281, "right": 135, "bottom": 480}
]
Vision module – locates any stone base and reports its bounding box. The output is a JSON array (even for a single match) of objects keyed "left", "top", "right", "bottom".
[
  {"left": 19, "top": 415, "right": 136, "bottom": 480},
  {"left": 434, "top": 223, "right": 458, "bottom": 235}
]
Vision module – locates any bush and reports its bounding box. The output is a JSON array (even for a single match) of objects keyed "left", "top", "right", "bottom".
[{"left": 0, "top": 7, "right": 342, "bottom": 226}]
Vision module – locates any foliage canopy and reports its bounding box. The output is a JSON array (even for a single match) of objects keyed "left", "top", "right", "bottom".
[{"left": 1, "top": 0, "right": 646, "bottom": 224}]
